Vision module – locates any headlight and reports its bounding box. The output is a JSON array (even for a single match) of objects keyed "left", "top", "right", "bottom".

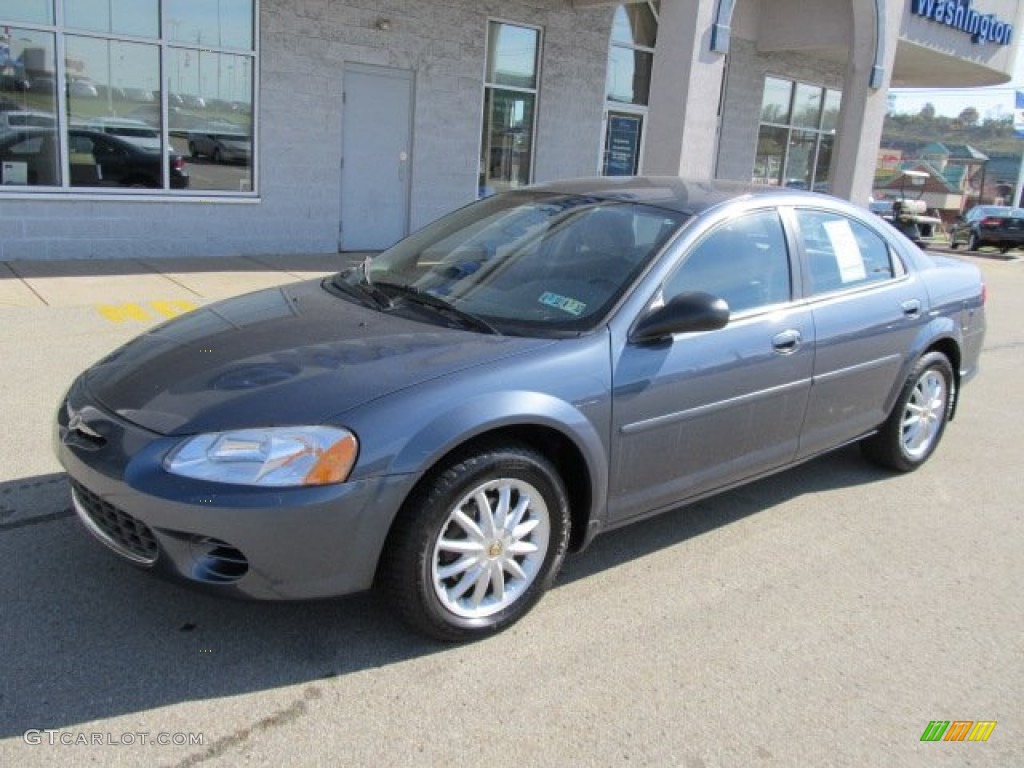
[{"left": 164, "top": 426, "right": 358, "bottom": 487}]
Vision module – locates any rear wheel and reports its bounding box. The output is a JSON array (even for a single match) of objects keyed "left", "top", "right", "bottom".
[
  {"left": 380, "top": 443, "right": 570, "bottom": 641},
  {"left": 967, "top": 232, "right": 980, "bottom": 251},
  {"left": 861, "top": 351, "right": 954, "bottom": 472}
]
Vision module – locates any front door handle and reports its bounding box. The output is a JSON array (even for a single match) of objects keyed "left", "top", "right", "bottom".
[{"left": 772, "top": 329, "right": 802, "bottom": 354}]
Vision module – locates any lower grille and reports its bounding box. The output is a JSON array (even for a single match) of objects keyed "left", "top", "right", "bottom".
[{"left": 71, "top": 481, "right": 159, "bottom": 565}]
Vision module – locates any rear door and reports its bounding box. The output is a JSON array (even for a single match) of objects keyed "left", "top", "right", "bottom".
[
  {"left": 792, "top": 207, "right": 927, "bottom": 459},
  {"left": 609, "top": 208, "right": 814, "bottom": 523}
]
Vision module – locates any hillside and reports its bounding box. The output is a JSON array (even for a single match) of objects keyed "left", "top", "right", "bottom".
[{"left": 883, "top": 110, "right": 1020, "bottom": 155}]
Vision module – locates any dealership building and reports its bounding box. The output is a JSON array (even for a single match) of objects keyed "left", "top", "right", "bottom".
[{"left": 0, "top": 0, "right": 1020, "bottom": 260}]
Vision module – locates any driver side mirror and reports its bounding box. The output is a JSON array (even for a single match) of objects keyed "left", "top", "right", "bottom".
[{"left": 630, "top": 291, "right": 730, "bottom": 343}]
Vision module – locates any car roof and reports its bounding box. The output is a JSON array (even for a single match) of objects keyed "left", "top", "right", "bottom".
[{"left": 525, "top": 176, "right": 838, "bottom": 215}]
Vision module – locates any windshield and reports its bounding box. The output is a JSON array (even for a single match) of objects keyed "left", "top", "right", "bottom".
[{"left": 340, "top": 191, "right": 687, "bottom": 335}]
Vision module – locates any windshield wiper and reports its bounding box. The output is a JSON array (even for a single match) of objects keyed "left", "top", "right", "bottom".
[
  {"left": 330, "top": 258, "right": 392, "bottom": 310},
  {"left": 374, "top": 282, "right": 501, "bottom": 335}
]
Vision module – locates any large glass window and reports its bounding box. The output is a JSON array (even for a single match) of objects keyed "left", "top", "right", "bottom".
[
  {"left": 0, "top": 1, "right": 256, "bottom": 195},
  {"left": 3, "top": 1, "right": 53, "bottom": 24},
  {"left": 479, "top": 21, "right": 540, "bottom": 197},
  {"left": 602, "top": 2, "right": 658, "bottom": 176},
  {"left": 754, "top": 77, "right": 841, "bottom": 193}
]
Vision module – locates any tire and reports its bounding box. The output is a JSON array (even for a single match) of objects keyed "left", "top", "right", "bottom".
[
  {"left": 861, "top": 351, "right": 955, "bottom": 472},
  {"left": 967, "top": 232, "right": 980, "bottom": 251},
  {"left": 188, "top": 141, "right": 199, "bottom": 159},
  {"left": 948, "top": 233, "right": 959, "bottom": 250},
  {"left": 213, "top": 148, "right": 223, "bottom": 164},
  {"left": 380, "top": 443, "right": 570, "bottom": 641}
]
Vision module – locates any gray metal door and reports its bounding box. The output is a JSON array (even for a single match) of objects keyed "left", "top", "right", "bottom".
[{"left": 341, "top": 65, "right": 413, "bottom": 251}]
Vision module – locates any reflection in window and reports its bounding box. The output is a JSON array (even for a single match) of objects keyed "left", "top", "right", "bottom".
[
  {"left": 606, "top": 45, "right": 652, "bottom": 106},
  {"left": 0, "top": 2, "right": 257, "bottom": 194},
  {"left": 755, "top": 77, "right": 841, "bottom": 192},
  {"left": 63, "top": 0, "right": 158, "bottom": 38},
  {"left": 480, "top": 21, "right": 539, "bottom": 197},
  {"left": 3, "top": 1, "right": 52, "bottom": 24},
  {"left": 611, "top": 2, "right": 658, "bottom": 47},
  {"left": 165, "top": 0, "right": 254, "bottom": 50},
  {"left": 666, "top": 210, "right": 791, "bottom": 313},
  {"left": 0, "top": 29, "right": 59, "bottom": 187},
  {"left": 170, "top": 48, "right": 252, "bottom": 191}
]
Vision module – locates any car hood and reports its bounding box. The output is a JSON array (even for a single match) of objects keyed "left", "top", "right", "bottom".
[{"left": 83, "top": 278, "right": 553, "bottom": 436}]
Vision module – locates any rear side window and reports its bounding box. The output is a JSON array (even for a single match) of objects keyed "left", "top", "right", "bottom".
[{"left": 795, "top": 209, "right": 895, "bottom": 295}]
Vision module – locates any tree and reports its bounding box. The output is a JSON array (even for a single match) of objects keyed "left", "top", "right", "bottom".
[
  {"left": 919, "top": 102, "right": 936, "bottom": 120},
  {"left": 958, "top": 106, "right": 980, "bottom": 127}
]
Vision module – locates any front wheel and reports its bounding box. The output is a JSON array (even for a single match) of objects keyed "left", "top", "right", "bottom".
[
  {"left": 380, "top": 443, "right": 570, "bottom": 641},
  {"left": 861, "top": 351, "right": 955, "bottom": 472}
]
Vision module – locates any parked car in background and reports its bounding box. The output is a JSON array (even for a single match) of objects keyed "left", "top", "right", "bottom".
[
  {"left": 949, "top": 205, "right": 1024, "bottom": 253},
  {"left": 0, "top": 127, "right": 188, "bottom": 188},
  {"left": 187, "top": 122, "right": 250, "bottom": 163},
  {"left": 84, "top": 117, "right": 161, "bottom": 151},
  {"left": 122, "top": 87, "right": 155, "bottom": 103},
  {"left": 0, "top": 109, "right": 56, "bottom": 132},
  {"left": 55, "top": 178, "right": 985, "bottom": 641},
  {"left": 67, "top": 79, "right": 99, "bottom": 98}
]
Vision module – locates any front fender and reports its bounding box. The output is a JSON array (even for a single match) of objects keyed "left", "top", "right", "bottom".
[{"left": 390, "top": 389, "right": 609, "bottom": 525}]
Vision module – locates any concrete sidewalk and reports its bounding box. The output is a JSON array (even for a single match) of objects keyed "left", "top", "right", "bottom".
[{"left": 0, "top": 253, "right": 366, "bottom": 309}]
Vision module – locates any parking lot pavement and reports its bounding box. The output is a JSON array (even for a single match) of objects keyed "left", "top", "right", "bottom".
[{"left": 0, "top": 251, "right": 1021, "bottom": 767}]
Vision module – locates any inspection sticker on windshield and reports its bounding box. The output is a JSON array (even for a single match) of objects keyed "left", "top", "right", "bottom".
[
  {"left": 539, "top": 291, "right": 586, "bottom": 316},
  {"left": 822, "top": 219, "right": 868, "bottom": 283}
]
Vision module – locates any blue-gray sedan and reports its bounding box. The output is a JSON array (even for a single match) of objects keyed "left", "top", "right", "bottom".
[{"left": 55, "top": 178, "right": 986, "bottom": 640}]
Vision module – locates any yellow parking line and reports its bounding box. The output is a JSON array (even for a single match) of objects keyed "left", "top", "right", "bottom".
[{"left": 96, "top": 300, "right": 198, "bottom": 323}]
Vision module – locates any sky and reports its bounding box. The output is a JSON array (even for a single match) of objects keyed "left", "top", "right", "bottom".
[{"left": 888, "top": 46, "right": 1024, "bottom": 119}]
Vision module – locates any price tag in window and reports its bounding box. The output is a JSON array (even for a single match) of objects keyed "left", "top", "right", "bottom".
[
  {"left": 822, "top": 219, "right": 867, "bottom": 283},
  {"left": 2, "top": 161, "right": 28, "bottom": 185}
]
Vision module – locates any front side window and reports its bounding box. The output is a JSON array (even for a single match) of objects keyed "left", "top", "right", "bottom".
[
  {"left": 754, "top": 77, "right": 841, "bottom": 193},
  {"left": 479, "top": 21, "right": 540, "bottom": 197},
  {"left": 664, "top": 209, "right": 791, "bottom": 314},
  {"left": 795, "top": 209, "right": 896, "bottom": 295},
  {"left": 0, "top": 2, "right": 256, "bottom": 195}
]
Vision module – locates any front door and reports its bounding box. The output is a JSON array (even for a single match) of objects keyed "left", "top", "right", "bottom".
[
  {"left": 341, "top": 64, "right": 413, "bottom": 250},
  {"left": 609, "top": 209, "right": 814, "bottom": 523}
]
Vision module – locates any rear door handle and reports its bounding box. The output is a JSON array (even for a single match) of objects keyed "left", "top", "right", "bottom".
[
  {"left": 902, "top": 299, "right": 922, "bottom": 318},
  {"left": 771, "top": 329, "right": 802, "bottom": 354}
]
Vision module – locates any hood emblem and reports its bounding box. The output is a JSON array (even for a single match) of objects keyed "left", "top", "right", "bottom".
[{"left": 68, "top": 406, "right": 102, "bottom": 440}]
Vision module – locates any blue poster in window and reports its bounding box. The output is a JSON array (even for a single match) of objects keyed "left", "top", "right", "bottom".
[{"left": 605, "top": 114, "right": 641, "bottom": 176}]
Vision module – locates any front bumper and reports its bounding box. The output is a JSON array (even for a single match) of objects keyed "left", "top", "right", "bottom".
[{"left": 54, "top": 382, "right": 412, "bottom": 600}]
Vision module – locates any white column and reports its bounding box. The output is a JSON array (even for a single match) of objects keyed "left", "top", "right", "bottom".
[
  {"left": 828, "top": 1, "right": 902, "bottom": 203},
  {"left": 642, "top": 0, "right": 725, "bottom": 178}
]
